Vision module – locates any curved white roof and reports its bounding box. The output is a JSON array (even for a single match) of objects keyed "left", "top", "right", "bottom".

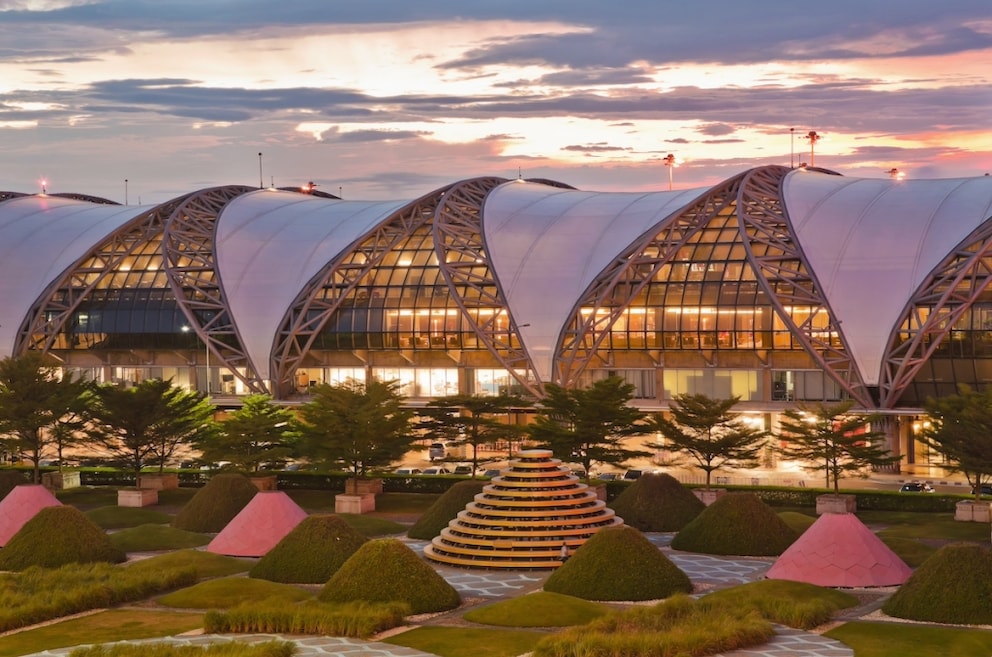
[
  {"left": 0, "top": 196, "right": 149, "bottom": 358},
  {"left": 784, "top": 171, "right": 992, "bottom": 385},
  {"left": 215, "top": 190, "right": 408, "bottom": 381},
  {"left": 484, "top": 181, "right": 705, "bottom": 381}
]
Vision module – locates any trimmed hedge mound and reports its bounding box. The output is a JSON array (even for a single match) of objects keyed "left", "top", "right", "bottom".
[
  {"left": 0, "top": 469, "right": 27, "bottom": 500},
  {"left": 544, "top": 525, "right": 692, "bottom": 601},
  {"left": 406, "top": 479, "right": 487, "bottom": 540},
  {"left": 883, "top": 542, "right": 992, "bottom": 625},
  {"left": 670, "top": 492, "right": 798, "bottom": 556},
  {"left": 608, "top": 472, "right": 704, "bottom": 532},
  {"left": 250, "top": 514, "right": 367, "bottom": 583},
  {"left": 0, "top": 505, "right": 125, "bottom": 570},
  {"left": 172, "top": 473, "right": 257, "bottom": 533},
  {"left": 320, "top": 538, "right": 461, "bottom": 614}
]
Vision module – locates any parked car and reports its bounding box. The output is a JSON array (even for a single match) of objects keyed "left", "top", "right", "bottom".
[
  {"left": 482, "top": 469, "right": 502, "bottom": 478},
  {"left": 900, "top": 481, "right": 935, "bottom": 493},
  {"left": 421, "top": 466, "right": 451, "bottom": 475},
  {"left": 594, "top": 472, "right": 619, "bottom": 481},
  {"left": 622, "top": 469, "right": 644, "bottom": 481},
  {"left": 971, "top": 483, "right": 992, "bottom": 496},
  {"left": 452, "top": 465, "right": 474, "bottom": 476},
  {"left": 393, "top": 467, "right": 422, "bottom": 475},
  {"left": 428, "top": 442, "right": 447, "bottom": 461}
]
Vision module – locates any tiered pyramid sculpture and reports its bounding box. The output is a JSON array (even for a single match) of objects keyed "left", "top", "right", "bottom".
[
  {"left": 424, "top": 449, "right": 623, "bottom": 568},
  {"left": 207, "top": 491, "right": 308, "bottom": 557},
  {"left": 0, "top": 484, "right": 61, "bottom": 547}
]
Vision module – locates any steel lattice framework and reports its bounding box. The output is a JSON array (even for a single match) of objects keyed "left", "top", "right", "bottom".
[
  {"left": 878, "top": 222, "right": 992, "bottom": 408},
  {"left": 433, "top": 177, "right": 543, "bottom": 396},
  {"left": 736, "top": 166, "right": 871, "bottom": 407},
  {"left": 269, "top": 186, "right": 454, "bottom": 397},
  {"left": 163, "top": 186, "right": 263, "bottom": 394}
]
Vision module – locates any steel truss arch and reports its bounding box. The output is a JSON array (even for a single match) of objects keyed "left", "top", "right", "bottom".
[
  {"left": 15, "top": 195, "right": 194, "bottom": 355},
  {"left": 432, "top": 177, "right": 543, "bottom": 397},
  {"left": 879, "top": 219, "right": 992, "bottom": 408},
  {"left": 556, "top": 175, "right": 743, "bottom": 386},
  {"left": 269, "top": 186, "right": 455, "bottom": 398},
  {"left": 162, "top": 185, "right": 263, "bottom": 394},
  {"left": 736, "top": 166, "right": 872, "bottom": 407}
]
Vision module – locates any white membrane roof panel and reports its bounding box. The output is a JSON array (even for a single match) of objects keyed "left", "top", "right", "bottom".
[
  {"left": 0, "top": 196, "right": 149, "bottom": 358},
  {"left": 215, "top": 190, "right": 408, "bottom": 381},
  {"left": 484, "top": 181, "right": 704, "bottom": 381},
  {"left": 784, "top": 171, "right": 992, "bottom": 386}
]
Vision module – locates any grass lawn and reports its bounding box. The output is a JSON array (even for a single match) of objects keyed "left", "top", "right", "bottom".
[
  {"left": 110, "top": 523, "right": 211, "bottom": 551},
  {"left": 383, "top": 626, "right": 545, "bottom": 657},
  {"left": 87, "top": 506, "right": 172, "bottom": 529},
  {"left": 157, "top": 577, "right": 313, "bottom": 609},
  {"left": 826, "top": 621, "right": 992, "bottom": 657},
  {"left": 463, "top": 591, "right": 610, "bottom": 627},
  {"left": 0, "top": 610, "right": 203, "bottom": 657}
]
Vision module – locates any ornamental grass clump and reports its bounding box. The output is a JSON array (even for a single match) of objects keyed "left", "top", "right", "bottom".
[
  {"left": 883, "top": 542, "right": 992, "bottom": 625},
  {"left": 0, "top": 505, "right": 125, "bottom": 571},
  {"left": 608, "top": 473, "right": 704, "bottom": 532},
  {"left": 702, "top": 579, "right": 858, "bottom": 630},
  {"left": 533, "top": 593, "right": 774, "bottom": 657},
  {"left": 68, "top": 639, "right": 295, "bottom": 657},
  {"left": 543, "top": 525, "right": 692, "bottom": 601},
  {"left": 172, "top": 473, "right": 257, "bottom": 533},
  {"left": 670, "top": 492, "right": 797, "bottom": 556},
  {"left": 250, "top": 514, "right": 367, "bottom": 583},
  {"left": 204, "top": 600, "right": 408, "bottom": 638},
  {"left": 320, "top": 538, "right": 461, "bottom": 614},
  {"left": 406, "top": 479, "right": 487, "bottom": 540}
]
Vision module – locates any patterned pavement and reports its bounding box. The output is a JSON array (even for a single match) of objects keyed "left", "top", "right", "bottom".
[{"left": 21, "top": 533, "right": 855, "bottom": 657}]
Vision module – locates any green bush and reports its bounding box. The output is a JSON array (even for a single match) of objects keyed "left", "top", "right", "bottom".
[
  {"left": 543, "top": 526, "right": 692, "bottom": 601},
  {"left": 172, "top": 473, "right": 257, "bottom": 532},
  {"left": 319, "top": 538, "right": 461, "bottom": 614},
  {"left": 0, "top": 469, "right": 27, "bottom": 499},
  {"left": 406, "top": 479, "right": 487, "bottom": 540},
  {"left": 204, "top": 600, "right": 408, "bottom": 639},
  {"left": 670, "top": 493, "right": 798, "bottom": 556},
  {"left": 608, "top": 473, "right": 704, "bottom": 532},
  {"left": 533, "top": 593, "right": 774, "bottom": 657},
  {"left": 883, "top": 542, "right": 992, "bottom": 625},
  {"left": 68, "top": 640, "right": 295, "bottom": 657},
  {"left": 702, "top": 579, "right": 857, "bottom": 629},
  {"left": 0, "top": 505, "right": 126, "bottom": 570},
  {"left": 250, "top": 514, "right": 367, "bottom": 583}
]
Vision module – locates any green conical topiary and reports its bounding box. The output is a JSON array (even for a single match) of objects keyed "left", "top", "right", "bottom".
[
  {"left": 172, "top": 473, "right": 257, "bottom": 533},
  {"left": 670, "top": 492, "right": 797, "bottom": 556},
  {"left": 543, "top": 525, "right": 692, "bottom": 601},
  {"left": 0, "top": 469, "right": 27, "bottom": 500},
  {"left": 883, "top": 543, "right": 992, "bottom": 625},
  {"left": 250, "top": 514, "right": 367, "bottom": 583},
  {"left": 0, "top": 505, "right": 125, "bottom": 570},
  {"left": 407, "top": 479, "right": 487, "bottom": 540},
  {"left": 608, "top": 472, "right": 704, "bottom": 532},
  {"left": 319, "top": 538, "right": 461, "bottom": 614}
]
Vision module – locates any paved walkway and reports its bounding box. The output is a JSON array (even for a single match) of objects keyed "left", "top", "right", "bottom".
[{"left": 23, "top": 534, "right": 856, "bottom": 657}]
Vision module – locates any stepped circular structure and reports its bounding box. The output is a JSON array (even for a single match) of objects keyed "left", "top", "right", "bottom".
[{"left": 423, "top": 449, "right": 623, "bottom": 569}]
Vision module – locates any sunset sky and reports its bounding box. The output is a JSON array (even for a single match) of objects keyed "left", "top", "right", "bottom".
[{"left": 1, "top": 0, "right": 990, "bottom": 203}]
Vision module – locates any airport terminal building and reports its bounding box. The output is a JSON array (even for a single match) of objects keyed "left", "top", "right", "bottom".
[{"left": 2, "top": 165, "right": 992, "bottom": 471}]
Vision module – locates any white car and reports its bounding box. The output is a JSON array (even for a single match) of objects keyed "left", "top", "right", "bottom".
[
  {"left": 421, "top": 466, "right": 451, "bottom": 476},
  {"left": 393, "top": 467, "right": 422, "bottom": 475}
]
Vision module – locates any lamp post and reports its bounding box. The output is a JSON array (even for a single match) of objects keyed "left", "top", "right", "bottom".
[
  {"left": 124, "top": 179, "right": 128, "bottom": 206},
  {"left": 887, "top": 168, "right": 905, "bottom": 179},
  {"left": 663, "top": 153, "right": 677, "bottom": 191},
  {"left": 258, "top": 152, "right": 263, "bottom": 189},
  {"left": 790, "top": 128, "right": 795, "bottom": 168},
  {"left": 804, "top": 131, "right": 821, "bottom": 167}
]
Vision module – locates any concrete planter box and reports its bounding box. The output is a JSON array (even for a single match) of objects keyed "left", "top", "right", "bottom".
[
  {"left": 345, "top": 478, "right": 383, "bottom": 495},
  {"left": 816, "top": 493, "right": 857, "bottom": 515},
  {"left": 250, "top": 475, "right": 278, "bottom": 491},
  {"left": 335, "top": 493, "right": 376, "bottom": 514},
  {"left": 118, "top": 488, "right": 159, "bottom": 508},
  {"left": 137, "top": 473, "right": 179, "bottom": 491},
  {"left": 41, "top": 471, "right": 80, "bottom": 491},
  {"left": 693, "top": 488, "right": 727, "bottom": 506},
  {"left": 955, "top": 500, "right": 991, "bottom": 523}
]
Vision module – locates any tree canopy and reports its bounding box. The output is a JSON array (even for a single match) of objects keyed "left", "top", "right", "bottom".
[
  {"left": 649, "top": 393, "right": 767, "bottom": 488},
  {"left": 776, "top": 401, "right": 898, "bottom": 494},
  {"left": 296, "top": 379, "right": 415, "bottom": 478},
  {"left": 199, "top": 394, "right": 299, "bottom": 473},
  {"left": 527, "top": 376, "right": 649, "bottom": 479},
  {"left": 922, "top": 385, "right": 992, "bottom": 500}
]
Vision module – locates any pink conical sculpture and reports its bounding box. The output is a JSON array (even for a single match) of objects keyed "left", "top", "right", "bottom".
[
  {"left": 0, "top": 484, "right": 62, "bottom": 546},
  {"left": 766, "top": 512, "right": 912, "bottom": 587},
  {"left": 206, "top": 491, "right": 308, "bottom": 557}
]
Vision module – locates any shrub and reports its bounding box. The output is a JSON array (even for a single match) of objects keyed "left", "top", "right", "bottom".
[
  {"left": 172, "top": 473, "right": 257, "bottom": 532},
  {"left": 204, "top": 600, "right": 408, "bottom": 639},
  {"left": 0, "top": 469, "right": 27, "bottom": 500},
  {"left": 883, "top": 542, "right": 992, "bottom": 625},
  {"left": 406, "top": 479, "right": 487, "bottom": 540},
  {"left": 0, "top": 506, "right": 125, "bottom": 570},
  {"left": 670, "top": 493, "right": 797, "bottom": 556},
  {"left": 68, "top": 640, "right": 295, "bottom": 657},
  {"left": 250, "top": 514, "right": 367, "bottom": 583},
  {"left": 320, "top": 538, "right": 461, "bottom": 614},
  {"left": 543, "top": 525, "right": 692, "bottom": 601},
  {"left": 608, "top": 473, "right": 704, "bottom": 532}
]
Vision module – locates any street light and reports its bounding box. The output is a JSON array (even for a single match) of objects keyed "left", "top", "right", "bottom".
[
  {"left": 663, "top": 153, "right": 677, "bottom": 191},
  {"left": 887, "top": 168, "right": 906, "bottom": 180},
  {"left": 804, "top": 131, "right": 821, "bottom": 167}
]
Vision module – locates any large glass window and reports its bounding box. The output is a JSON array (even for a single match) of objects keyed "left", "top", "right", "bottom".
[{"left": 662, "top": 369, "right": 760, "bottom": 400}]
